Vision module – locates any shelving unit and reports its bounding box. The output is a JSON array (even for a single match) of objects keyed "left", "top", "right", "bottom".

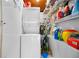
[
  {"left": 52, "top": 39, "right": 79, "bottom": 58},
  {"left": 55, "top": 14, "right": 79, "bottom": 30},
  {"left": 50, "top": 13, "right": 79, "bottom": 57},
  {"left": 43, "top": 0, "right": 79, "bottom": 58},
  {"left": 55, "top": 14, "right": 79, "bottom": 24},
  {"left": 21, "top": 7, "right": 41, "bottom": 58}
]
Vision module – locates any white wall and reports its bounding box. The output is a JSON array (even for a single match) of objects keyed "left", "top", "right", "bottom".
[
  {"left": 0, "top": 0, "right": 1, "bottom": 17},
  {"left": 0, "top": 0, "right": 2, "bottom": 57}
]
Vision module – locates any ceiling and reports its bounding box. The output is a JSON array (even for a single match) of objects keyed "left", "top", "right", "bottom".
[
  {"left": 2, "top": 0, "right": 51, "bottom": 12},
  {"left": 23, "top": 0, "right": 48, "bottom": 12}
]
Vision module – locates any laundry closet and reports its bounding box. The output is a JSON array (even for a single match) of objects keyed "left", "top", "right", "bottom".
[
  {"left": 0, "top": 0, "right": 41, "bottom": 58},
  {"left": 0, "top": 0, "right": 79, "bottom": 58}
]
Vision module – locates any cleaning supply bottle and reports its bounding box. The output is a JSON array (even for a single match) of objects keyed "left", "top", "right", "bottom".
[
  {"left": 63, "top": 0, "right": 71, "bottom": 16},
  {"left": 57, "top": 7, "right": 64, "bottom": 19},
  {"left": 58, "top": 29, "right": 63, "bottom": 41},
  {"left": 64, "top": 5, "right": 71, "bottom": 16},
  {"left": 54, "top": 26, "right": 60, "bottom": 40}
]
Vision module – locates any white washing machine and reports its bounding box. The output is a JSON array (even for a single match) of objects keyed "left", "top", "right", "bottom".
[{"left": 21, "top": 34, "right": 41, "bottom": 58}]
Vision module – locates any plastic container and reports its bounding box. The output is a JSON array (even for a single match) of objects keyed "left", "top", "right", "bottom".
[
  {"left": 41, "top": 52, "right": 48, "bottom": 58},
  {"left": 62, "top": 29, "right": 78, "bottom": 42},
  {"left": 57, "top": 7, "right": 64, "bottom": 19},
  {"left": 54, "top": 28, "right": 60, "bottom": 40},
  {"left": 67, "top": 37, "right": 79, "bottom": 50}
]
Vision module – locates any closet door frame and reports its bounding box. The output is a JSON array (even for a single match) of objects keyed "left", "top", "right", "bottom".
[{"left": 0, "top": 0, "right": 3, "bottom": 57}]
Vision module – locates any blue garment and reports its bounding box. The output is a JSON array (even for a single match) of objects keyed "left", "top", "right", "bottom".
[{"left": 72, "top": 0, "right": 79, "bottom": 14}]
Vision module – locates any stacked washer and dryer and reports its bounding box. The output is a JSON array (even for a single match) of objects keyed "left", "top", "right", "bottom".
[
  {"left": 0, "top": 0, "right": 41, "bottom": 58},
  {"left": 21, "top": 7, "right": 41, "bottom": 58}
]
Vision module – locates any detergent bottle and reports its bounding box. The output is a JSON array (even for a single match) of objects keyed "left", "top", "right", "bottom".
[
  {"left": 63, "top": 0, "right": 71, "bottom": 16},
  {"left": 54, "top": 26, "right": 60, "bottom": 40},
  {"left": 72, "top": 0, "right": 79, "bottom": 15},
  {"left": 57, "top": 7, "right": 64, "bottom": 19}
]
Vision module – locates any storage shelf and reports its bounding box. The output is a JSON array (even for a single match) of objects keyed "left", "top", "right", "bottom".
[
  {"left": 23, "top": 7, "right": 40, "bottom": 10},
  {"left": 51, "top": 39, "right": 79, "bottom": 58},
  {"left": 55, "top": 40, "right": 79, "bottom": 52},
  {"left": 55, "top": 14, "right": 79, "bottom": 24}
]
